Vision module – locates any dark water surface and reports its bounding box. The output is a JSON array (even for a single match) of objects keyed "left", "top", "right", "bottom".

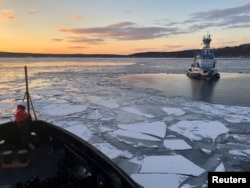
[{"left": 120, "top": 73, "right": 250, "bottom": 107}]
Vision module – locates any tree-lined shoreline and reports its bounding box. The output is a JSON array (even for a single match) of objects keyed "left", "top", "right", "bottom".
[{"left": 1, "top": 43, "right": 249, "bottom": 58}]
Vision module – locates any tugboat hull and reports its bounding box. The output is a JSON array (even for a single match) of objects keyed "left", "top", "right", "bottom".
[{"left": 186, "top": 69, "right": 220, "bottom": 80}]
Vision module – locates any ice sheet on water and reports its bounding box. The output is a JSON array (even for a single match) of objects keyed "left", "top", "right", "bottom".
[
  {"left": 169, "top": 120, "right": 229, "bottom": 142},
  {"left": 0, "top": 100, "right": 13, "bottom": 109},
  {"left": 121, "top": 107, "right": 154, "bottom": 118},
  {"left": 139, "top": 155, "right": 205, "bottom": 176},
  {"left": 99, "top": 126, "right": 115, "bottom": 133},
  {"left": 215, "top": 163, "right": 225, "bottom": 172},
  {"left": 129, "top": 156, "right": 144, "bottom": 165},
  {"left": 110, "top": 130, "right": 161, "bottom": 141},
  {"left": 118, "top": 121, "right": 166, "bottom": 138},
  {"left": 162, "top": 107, "right": 186, "bottom": 116},
  {"left": 99, "top": 101, "right": 120, "bottom": 109},
  {"left": 54, "top": 120, "right": 81, "bottom": 128},
  {"left": 33, "top": 89, "right": 64, "bottom": 97},
  {"left": 0, "top": 99, "right": 19, "bottom": 122},
  {"left": 93, "top": 142, "right": 133, "bottom": 159},
  {"left": 163, "top": 139, "right": 192, "bottom": 150},
  {"left": 64, "top": 124, "right": 93, "bottom": 141},
  {"left": 184, "top": 101, "right": 250, "bottom": 123},
  {"left": 0, "top": 119, "right": 9, "bottom": 124},
  {"left": 229, "top": 149, "right": 250, "bottom": 157},
  {"left": 131, "top": 174, "right": 188, "bottom": 188},
  {"left": 40, "top": 103, "right": 88, "bottom": 116},
  {"left": 86, "top": 109, "right": 103, "bottom": 120}
]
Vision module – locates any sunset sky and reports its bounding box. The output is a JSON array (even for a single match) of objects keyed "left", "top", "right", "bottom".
[{"left": 1, "top": 0, "right": 250, "bottom": 55}]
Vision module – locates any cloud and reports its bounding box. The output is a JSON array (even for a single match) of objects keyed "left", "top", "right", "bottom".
[
  {"left": 59, "top": 21, "right": 178, "bottom": 42},
  {"left": 69, "top": 46, "right": 88, "bottom": 49},
  {"left": 28, "top": 10, "right": 38, "bottom": 14},
  {"left": 51, "top": 38, "right": 63, "bottom": 42},
  {"left": 67, "top": 37, "right": 105, "bottom": 44},
  {"left": 71, "top": 14, "right": 84, "bottom": 20},
  {"left": 186, "top": 3, "right": 250, "bottom": 30},
  {"left": 192, "top": 3, "right": 250, "bottom": 19},
  {"left": 1, "top": 9, "right": 14, "bottom": 21},
  {"left": 164, "top": 45, "right": 183, "bottom": 50},
  {"left": 57, "top": 2, "right": 250, "bottom": 45},
  {"left": 124, "top": 10, "right": 133, "bottom": 15}
]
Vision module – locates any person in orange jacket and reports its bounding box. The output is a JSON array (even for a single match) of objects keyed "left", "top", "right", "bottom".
[
  {"left": 14, "top": 104, "right": 30, "bottom": 122},
  {"left": 14, "top": 104, "right": 32, "bottom": 149}
]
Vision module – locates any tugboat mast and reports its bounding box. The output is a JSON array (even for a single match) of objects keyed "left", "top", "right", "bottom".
[{"left": 202, "top": 32, "right": 211, "bottom": 55}]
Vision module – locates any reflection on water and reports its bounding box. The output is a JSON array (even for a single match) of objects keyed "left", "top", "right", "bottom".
[
  {"left": 120, "top": 73, "right": 250, "bottom": 107},
  {"left": 189, "top": 78, "right": 219, "bottom": 103},
  {"left": 120, "top": 73, "right": 219, "bottom": 103}
]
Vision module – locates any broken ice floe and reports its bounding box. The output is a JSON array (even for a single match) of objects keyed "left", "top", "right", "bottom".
[
  {"left": 64, "top": 124, "right": 93, "bottom": 141},
  {"left": 118, "top": 121, "right": 166, "bottom": 138},
  {"left": 111, "top": 130, "right": 161, "bottom": 141},
  {"left": 162, "top": 107, "right": 185, "bottom": 116},
  {"left": 184, "top": 101, "right": 250, "bottom": 123},
  {"left": 163, "top": 139, "right": 192, "bottom": 150},
  {"left": 41, "top": 103, "right": 88, "bottom": 116},
  {"left": 229, "top": 149, "right": 250, "bottom": 157},
  {"left": 169, "top": 120, "right": 229, "bottom": 142},
  {"left": 122, "top": 107, "right": 154, "bottom": 118},
  {"left": 215, "top": 162, "right": 225, "bottom": 172},
  {"left": 99, "top": 101, "right": 120, "bottom": 109},
  {"left": 87, "top": 109, "right": 102, "bottom": 120},
  {"left": 139, "top": 155, "right": 205, "bottom": 176},
  {"left": 131, "top": 174, "right": 188, "bottom": 188},
  {"left": 93, "top": 142, "right": 133, "bottom": 159}
]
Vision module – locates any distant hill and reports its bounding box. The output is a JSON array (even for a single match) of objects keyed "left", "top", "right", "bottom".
[
  {"left": 129, "top": 49, "right": 197, "bottom": 58},
  {"left": 129, "top": 43, "right": 250, "bottom": 58},
  {"left": 0, "top": 43, "right": 249, "bottom": 58},
  {"left": 215, "top": 44, "right": 250, "bottom": 57},
  {"left": 0, "top": 52, "right": 125, "bottom": 58}
]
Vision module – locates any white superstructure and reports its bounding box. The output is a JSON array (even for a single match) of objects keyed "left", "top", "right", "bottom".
[{"left": 187, "top": 33, "right": 220, "bottom": 80}]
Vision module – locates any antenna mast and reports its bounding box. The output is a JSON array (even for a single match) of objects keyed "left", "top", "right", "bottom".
[{"left": 23, "top": 65, "right": 37, "bottom": 120}]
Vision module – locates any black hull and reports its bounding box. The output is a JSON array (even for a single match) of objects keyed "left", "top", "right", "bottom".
[
  {"left": 186, "top": 71, "right": 220, "bottom": 80},
  {"left": 0, "top": 120, "right": 142, "bottom": 188}
]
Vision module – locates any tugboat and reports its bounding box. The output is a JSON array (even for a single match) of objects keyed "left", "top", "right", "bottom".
[{"left": 186, "top": 33, "right": 220, "bottom": 80}]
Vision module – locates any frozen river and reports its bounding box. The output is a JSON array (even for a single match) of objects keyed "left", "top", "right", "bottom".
[{"left": 0, "top": 57, "right": 250, "bottom": 188}]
